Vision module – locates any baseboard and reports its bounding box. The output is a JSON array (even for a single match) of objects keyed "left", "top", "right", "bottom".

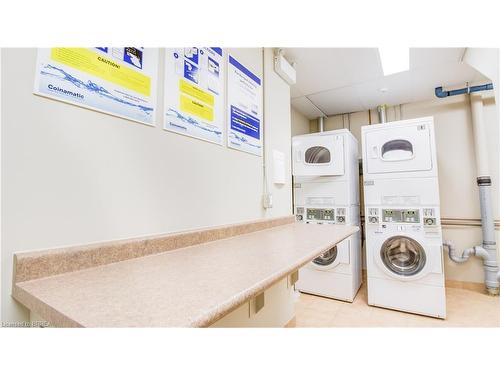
[
  {"left": 284, "top": 316, "right": 296, "bottom": 328},
  {"left": 444, "top": 280, "right": 485, "bottom": 293},
  {"left": 361, "top": 270, "right": 485, "bottom": 293}
]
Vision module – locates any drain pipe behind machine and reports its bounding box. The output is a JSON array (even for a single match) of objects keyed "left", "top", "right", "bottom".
[{"left": 436, "top": 84, "right": 499, "bottom": 295}]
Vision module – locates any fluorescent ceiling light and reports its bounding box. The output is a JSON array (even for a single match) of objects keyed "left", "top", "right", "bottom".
[{"left": 378, "top": 47, "right": 409, "bottom": 76}]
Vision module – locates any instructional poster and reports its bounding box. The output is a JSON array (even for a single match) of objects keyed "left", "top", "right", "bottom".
[
  {"left": 227, "top": 55, "right": 263, "bottom": 156},
  {"left": 164, "top": 47, "right": 224, "bottom": 144},
  {"left": 34, "top": 48, "right": 159, "bottom": 126}
]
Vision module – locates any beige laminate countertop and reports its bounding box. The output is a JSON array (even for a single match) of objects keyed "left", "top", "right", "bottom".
[{"left": 14, "top": 223, "right": 358, "bottom": 327}]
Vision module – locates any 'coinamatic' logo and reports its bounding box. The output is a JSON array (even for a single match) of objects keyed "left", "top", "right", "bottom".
[{"left": 48, "top": 84, "right": 84, "bottom": 99}]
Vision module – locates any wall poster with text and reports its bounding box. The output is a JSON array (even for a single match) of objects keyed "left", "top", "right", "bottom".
[
  {"left": 164, "top": 47, "right": 225, "bottom": 144},
  {"left": 226, "top": 55, "right": 262, "bottom": 156},
  {"left": 34, "top": 48, "right": 159, "bottom": 126}
]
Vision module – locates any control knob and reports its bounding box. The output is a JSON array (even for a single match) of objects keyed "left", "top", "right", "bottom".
[{"left": 425, "top": 218, "right": 435, "bottom": 225}]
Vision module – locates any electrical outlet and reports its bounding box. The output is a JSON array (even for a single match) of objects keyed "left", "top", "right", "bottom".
[{"left": 263, "top": 193, "right": 273, "bottom": 209}]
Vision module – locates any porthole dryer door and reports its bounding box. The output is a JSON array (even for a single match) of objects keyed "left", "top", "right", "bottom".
[
  {"left": 364, "top": 122, "right": 433, "bottom": 174},
  {"left": 292, "top": 134, "right": 344, "bottom": 176}
]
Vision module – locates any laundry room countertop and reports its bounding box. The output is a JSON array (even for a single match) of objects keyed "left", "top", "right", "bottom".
[{"left": 12, "top": 219, "right": 358, "bottom": 327}]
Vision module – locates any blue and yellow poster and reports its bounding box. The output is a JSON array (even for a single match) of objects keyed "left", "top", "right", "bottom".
[
  {"left": 34, "top": 48, "right": 159, "bottom": 126},
  {"left": 164, "top": 47, "right": 225, "bottom": 144}
]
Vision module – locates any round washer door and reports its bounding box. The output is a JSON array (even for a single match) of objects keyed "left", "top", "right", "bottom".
[
  {"left": 311, "top": 245, "right": 339, "bottom": 270},
  {"left": 377, "top": 235, "right": 428, "bottom": 280}
]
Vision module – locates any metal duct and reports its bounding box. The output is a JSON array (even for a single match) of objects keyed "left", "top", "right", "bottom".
[
  {"left": 318, "top": 116, "right": 325, "bottom": 132},
  {"left": 377, "top": 105, "right": 387, "bottom": 123}
]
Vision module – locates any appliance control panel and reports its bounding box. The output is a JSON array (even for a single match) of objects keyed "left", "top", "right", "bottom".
[
  {"left": 295, "top": 206, "right": 348, "bottom": 224},
  {"left": 307, "top": 208, "right": 334, "bottom": 221},
  {"left": 382, "top": 209, "right": 420, "bottom": 223},
  {"left": 367, "top": 207, "right": 438, "bottom": 226}
]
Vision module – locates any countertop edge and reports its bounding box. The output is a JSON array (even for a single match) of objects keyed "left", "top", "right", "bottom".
[
  {"left": 12, "top": 284, "right": 83, "bottom": 328},
  {"left": 191, "top": 225, "right": 359, "bottom": 327}
]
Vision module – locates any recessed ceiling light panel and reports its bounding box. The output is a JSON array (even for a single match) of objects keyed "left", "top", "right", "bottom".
[{"left": 379, "top": 47, "right": 409, "bottom": 76}]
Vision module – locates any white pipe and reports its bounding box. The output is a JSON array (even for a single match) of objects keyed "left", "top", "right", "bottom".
[
  {"left": 443, "top": 240, "right": 475, "bottom": 263},
  {"left": 473, "top": 245, "right": 490, "bottom": 261},
  {"left": 470, "top": 93, "right": 498, "bottom": 294},
  {"left": 261, "top": 48, "right": 271, "bottom": 209},
  {"left": 470, "top": 94, "right": 490, "bottom": 177},
  {"left": 444, "top": 93, "right": 499, "bottom": 295},
  {"left": 443, "top": 242, "right": 490, "bottom": 263}
]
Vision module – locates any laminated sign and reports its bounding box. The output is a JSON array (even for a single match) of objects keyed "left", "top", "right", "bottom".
[
  {"left": 226, "top": 55, "right": 263, "bottom": 156},
  {"left": 34, "top": 48, "right": 159, "bottom": 126},
  {"left": 164, "top": 47, "right": 225, "bottom": 144}
]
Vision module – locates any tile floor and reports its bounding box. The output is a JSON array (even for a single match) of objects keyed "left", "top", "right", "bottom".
[{"left": 287, "top": 283, "right": 500, "bottom": 327}]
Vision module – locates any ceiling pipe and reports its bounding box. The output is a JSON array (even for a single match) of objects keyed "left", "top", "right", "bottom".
[
  {"left": 318, "top": 116, "right": 325, "bottom": 132},
  {"left": 435, "top": 83, "right": 493, "bottom": 98},
  {"left": 377, "top": 105, "right": 387, "bottom": 123}
]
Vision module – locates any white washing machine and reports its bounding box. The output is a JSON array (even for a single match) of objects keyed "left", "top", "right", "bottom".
[
  {"left": 365, "top": 207, "right": 446, "bottom": 318},
  {"left": 292, "top": 129, "right": 362, "bottom": 302},
  {"left": 362, "top": 117, "right": 446, "bottom": 318}
]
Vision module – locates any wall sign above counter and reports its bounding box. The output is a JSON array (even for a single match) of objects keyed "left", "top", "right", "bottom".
[
  {"left": 33, "top": 48, "right": 159, "bottom": 126},
  {"left": 164, "top": 47, "right": 225, "bottom": 145},
  {"left": 227, "top": 55, "right": 263, "bottom": 156}
]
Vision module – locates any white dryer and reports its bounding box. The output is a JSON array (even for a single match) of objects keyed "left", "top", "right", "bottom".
[
  {"left": 362, "top": 116, "right": 439, "bottom": 206},
  {"left": 362, "top": 117, "right": 446, "bottom": 318},
  {"left": 293, "top": 129, "right": 362, "bottom": 302}
]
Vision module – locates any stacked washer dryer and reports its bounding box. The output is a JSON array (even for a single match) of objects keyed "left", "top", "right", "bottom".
[
  {"left": 292, "top": 129, "right": 362, "bottom": 302},
  {"left": 362, "top": 116, "right": 446, "bottom": 318}
]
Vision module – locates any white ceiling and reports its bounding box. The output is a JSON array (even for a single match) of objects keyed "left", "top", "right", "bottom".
[{"left": 286, "top": 48, "right": 488, "bottom": 119}]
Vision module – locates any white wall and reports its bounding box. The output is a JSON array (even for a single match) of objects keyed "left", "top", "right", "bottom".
[
  {"left": 308, "top": 95, "right": 499, "bottom": 284},
  {"left": 290, "top": 106, "right": 310, "bottom": 137},
  {"left": 263, "top": 48, "right": 292, "bottom": 217},
  {"left": 1, "top": 48, "right": 293, "bottom": 323}
]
